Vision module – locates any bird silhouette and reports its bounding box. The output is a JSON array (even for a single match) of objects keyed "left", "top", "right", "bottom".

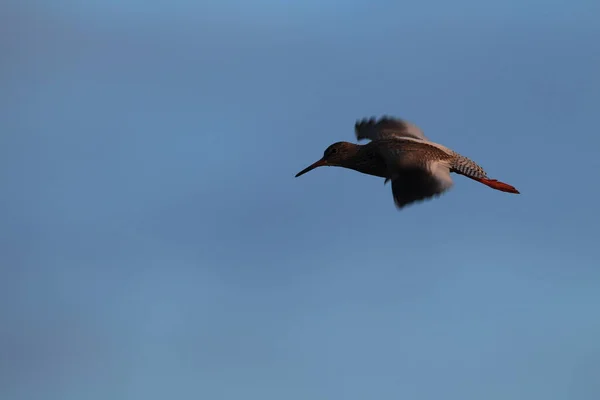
[{"left": 295, "top": 116, "right": 519, "bottom": 209}]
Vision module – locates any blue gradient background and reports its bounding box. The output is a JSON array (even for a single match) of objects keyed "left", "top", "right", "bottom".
[{"left": 1, "top": 1, "right": 600, "bottom": 399}]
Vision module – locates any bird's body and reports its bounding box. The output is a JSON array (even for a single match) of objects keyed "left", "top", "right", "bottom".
[{"left": 295, "top": 116, "right": 519, "bottom": 209}]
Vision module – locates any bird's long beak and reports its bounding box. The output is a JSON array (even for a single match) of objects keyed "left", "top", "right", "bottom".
[{"left": 295, "top": 158, "right": 327, "bottom": 177}]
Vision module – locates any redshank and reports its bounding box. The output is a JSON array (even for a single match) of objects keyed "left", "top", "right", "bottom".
[{"left": 295, "top": 116, "right": 519, "bottom": 209}]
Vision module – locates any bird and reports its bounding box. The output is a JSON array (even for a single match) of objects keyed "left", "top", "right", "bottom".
[{"left": 294, "top": 116, "right": 520, "bottom": 209}]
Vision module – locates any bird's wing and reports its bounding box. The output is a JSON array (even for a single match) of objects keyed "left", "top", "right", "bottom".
[
  {"left": 389, "top": 165, "right": 453, "bottom": 209},
  {"left": 354, "top": 116, "right": 428, "bottom": 142},
  {"left": 379, "top": 145, "right": 454, "bottom": 209}
]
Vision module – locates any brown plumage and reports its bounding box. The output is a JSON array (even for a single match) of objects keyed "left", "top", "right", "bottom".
[{"left": 295, "top": 116, "right": 519, "bottom": 209}]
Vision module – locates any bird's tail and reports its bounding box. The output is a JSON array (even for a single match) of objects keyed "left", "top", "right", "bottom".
[
  {"left": 451, "top": 153, "right": 520, "bottom": 194},
  {"left": 470, "top": 177, "right": 520, "bottom": 194}
]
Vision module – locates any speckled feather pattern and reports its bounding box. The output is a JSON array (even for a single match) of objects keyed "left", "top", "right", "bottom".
[
  {"left": 342, "top": 138, "right": 492, "bottom": 208},
  {"left": 450, "top": 154, "right": 489, "bottom": 179},
  {"left": 375, "top": 139, "right": 452, "bottom": 170},
  {"left": 352, "top": 138, "right": 489, "bottom": 181}
]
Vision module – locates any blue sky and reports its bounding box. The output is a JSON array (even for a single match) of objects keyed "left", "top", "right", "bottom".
[{"left": 1, "top": 1, "right": 600, "bottom": 399}]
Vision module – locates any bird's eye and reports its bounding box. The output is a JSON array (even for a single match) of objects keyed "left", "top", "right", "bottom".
[{"left": 330, "top": 148, "right": 338, "bottom": 154}]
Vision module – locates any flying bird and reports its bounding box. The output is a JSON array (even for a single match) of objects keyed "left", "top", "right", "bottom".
[{"left": 295, "top": 116, "right": 519, "bottom": 209}]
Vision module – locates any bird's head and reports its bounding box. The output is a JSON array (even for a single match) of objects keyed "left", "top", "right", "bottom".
[{"left": 295, "top": 142, "right": 357, "bottom": 177}]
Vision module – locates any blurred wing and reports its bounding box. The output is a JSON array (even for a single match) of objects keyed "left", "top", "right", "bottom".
[
  {"left": 390, "top": 164, "right": 454, "bottom": 209},
  {"left": 355, "top": 116, "right": 428, "bottom": 142},
  {"left": 379, "top": 145, "right": 453, "bottom": 209}
]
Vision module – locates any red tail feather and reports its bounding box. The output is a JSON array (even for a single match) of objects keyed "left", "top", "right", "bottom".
[{"left": 475, "top": 178, "right": 520, "bottom": 194}]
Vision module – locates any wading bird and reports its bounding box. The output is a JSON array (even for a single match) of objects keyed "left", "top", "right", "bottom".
[{"left": 295, "top": 116, "right": 519, "bottom": 209}]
